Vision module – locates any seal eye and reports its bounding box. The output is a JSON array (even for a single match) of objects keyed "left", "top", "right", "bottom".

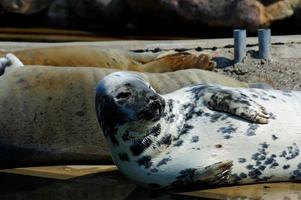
[{"left": 116, "top": 92, "right": 132, "bottom": 99}]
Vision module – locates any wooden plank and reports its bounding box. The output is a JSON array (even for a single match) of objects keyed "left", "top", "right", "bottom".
[
  {"left": 0, "top": 165, "right": 117, "bottom": 180},
  {"left": 178, "top": 182, "right": 301, "bottom": 200}
]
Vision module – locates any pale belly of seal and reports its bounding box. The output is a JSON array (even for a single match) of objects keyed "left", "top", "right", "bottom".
[
  {"left": 113, "top": 87, "right": 301, "bottom": 188},
  {"left": 160, "top": 87, "right": 301, "bottom": 185}
]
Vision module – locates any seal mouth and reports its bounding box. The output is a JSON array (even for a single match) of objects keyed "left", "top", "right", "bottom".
[{"left": 138, "top": 97, "right": 166, "bottom": 122}]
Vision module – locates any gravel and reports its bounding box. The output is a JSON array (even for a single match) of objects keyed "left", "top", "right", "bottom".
[{"left": 215, "top": 56, "right": 301, "bottom": 91}]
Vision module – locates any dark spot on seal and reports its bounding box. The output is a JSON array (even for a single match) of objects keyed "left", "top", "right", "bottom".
[
  {"left": 210, "top": 113, "right": 223, "bottom": 123},
  {"left": 150, "top": 168, "right": 159, "bottom": 173},
  {"left": 264, "top": 157, "right": 274, "bottom": 165},
  {"left": 149, "top": 124, "right": 161, "bottom": 137},
  {"left": 189, "top": 85, "right": 211, "bottom": 100},
  {"left": 269, "top": 95, "right": 276, "bottom": 99},
  {"left": 215, "top": 144, "right": 223, "bottom": 148},
  {"left": 47, "top": 97, "right": 52, "bottom": 101},
  {"left": 271, "top": 162, "right": 279, "bottom": 168},
  {"left": 176, "top": 168, "right": 197, "bottom": 181},
  {"left": 231, "top": 173, "right": 242, "bottom": 183},
  {"left": 118, "top": 153, "right": 130, "bottom": 162},
  {"left": 269, "top": 112, "right": 277, "bottom": 120},
  {"left": 75, "top": 111, "right": 85, "bottom": 116},
  {"left": 217, "top": 124, "right": 237, "bottom": 139},
  {"left": 261, "top": 97, "right": 270, "bottom": 101},
  {"left": 166, "top": 114, "right": 176, "bottom": 123},
  {"left": 182, "top": 102, "right": 204, "bottom": 121},
  {"left": 137, "top": 156, "right": 153, "bottom": 169},
  {"left": 130, "top": 137, "right": 153, "bottom": 156},
  {"left": 173, "top": 140, "right": 183, "bottom": 147},
  {"left": 191, "top": 136, "right": 199, "bottom": 143},
  {"left": 272, "top": 134, "right": 278, "bottom": 140},
  {"left": 167, "top": 99, "right": 174, "bottom": 112},
  {"left": 279, "top": 143, "right": 299, "bottom": 160},
  {"left": 246, "top": 165, "right": 254, "bottom": 170},
  {"left": 238, "top": 158, "right": 247, "bottom": 163},
  {"left": 246, "top": 123, "right": 259, "bottom": 136},
  {"left": 159, "top": 134, "right": 172, "bottom": 146},
  {"left": 261, "top": 142, "right": 269, "bottom": 149},
  {"left": 157, "top": 157, "right": 171, "bottom": 167},
  {"left": 148, "top": 183, "right": 161, "bottom": 189},
  {"left": 290, "top": 165, "right": 301, "bottom": 180},
  {"left": 240, "top": 173, "right": 247, "bottom": 178},
  {"left": 248, "top": 169, "right": 262, "bottom": 179},
  {"left": 283, "top": 165, "right": 290, "bottom": 170},
  {"left": 175, "top": 124, "right": 194, "bottom": 140}
]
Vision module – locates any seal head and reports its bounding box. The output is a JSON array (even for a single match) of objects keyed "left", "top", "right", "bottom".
[{"left": 95, "top": 71, "right": 165, "bottom": 145}]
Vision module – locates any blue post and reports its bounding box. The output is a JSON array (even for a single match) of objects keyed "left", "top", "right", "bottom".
[
  {"left": 233, "top": 29, "right": 247, "bottom": 63},
  {"left": 258, "top": 29, "right": 271, "bottom": 59}
]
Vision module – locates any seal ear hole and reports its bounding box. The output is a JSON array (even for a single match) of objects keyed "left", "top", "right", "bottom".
[{"left": 116, "top": 92, "right": 132, "bottom": 99}]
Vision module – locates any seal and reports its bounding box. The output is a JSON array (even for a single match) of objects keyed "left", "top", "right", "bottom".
[
  {"left": 96, "top": 71, "right": 301, "bottom": 189},
  {"left": 0, "top": 53, "right": 23, "bottom": 75}
]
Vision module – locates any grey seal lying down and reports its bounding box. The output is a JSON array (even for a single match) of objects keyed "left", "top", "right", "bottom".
[{"left": 96, "top": 72, "right": 301, "bottom": 189}]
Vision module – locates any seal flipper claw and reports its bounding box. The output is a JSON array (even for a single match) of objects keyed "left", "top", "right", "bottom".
[
  {"left": 194, "top": 160, "right": 233, "bottom": 185},
  {"left": 204, "top": 89, "right": 269, "bottom": 124}
]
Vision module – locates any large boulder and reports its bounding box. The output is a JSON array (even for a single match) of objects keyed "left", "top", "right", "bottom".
[
  {"left": 0, "top": 66, "right": 247, "bottom": 168},
  {"left": 0, "top": 0, "right": 51, "bottom": 14},
  {"left": 127, "top": 0, "right": 301, "bottom": 30},
  {"left": 68, "top": 0, "right": 130, "bottom": 24}
]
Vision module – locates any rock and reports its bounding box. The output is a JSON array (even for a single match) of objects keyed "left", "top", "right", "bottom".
[
  {"left": 0, "top": 66, "right": 247, "bottom": 168},
  {"left": 66, "top": 0, "right": 131, "bottom": 25},
  {"left": 0, "top": 0, "right": 52, "bottom": 14},
  {"left": 127, "top": 0, "right": 301, "bottom": 30},
  {"left": 47, "top": 0, "right": 73, "bottom": 28}
]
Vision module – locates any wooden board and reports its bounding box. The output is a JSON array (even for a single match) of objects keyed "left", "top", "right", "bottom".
[
  {"left": 0, "top": 165, "right": 117, "bottom": 180},
  {"left": 178, "top": 182, "right": 301, "bottom": 200}
]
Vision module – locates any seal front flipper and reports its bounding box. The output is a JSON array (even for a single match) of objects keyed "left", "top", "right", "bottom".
[
  {"left": 173, "top": 160, "right": 233, "bottom": 188},
  {"left": 194, "top": 160, "right": 233, "bottom": 185},
  {"left": 203, "top": 88, "right": 269, "bottom": 124}
]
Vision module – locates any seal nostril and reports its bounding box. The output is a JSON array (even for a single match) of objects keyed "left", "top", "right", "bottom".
[{"left": 150, "top": 100, "right": 162, "bottom": 113}]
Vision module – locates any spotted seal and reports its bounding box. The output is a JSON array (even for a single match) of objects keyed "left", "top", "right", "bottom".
[
  {"left": 95, "top": 71, "right": 301, "bottom": 189},
  {"left": 0, "top": 53, "right": 23, "bottom": 75}
]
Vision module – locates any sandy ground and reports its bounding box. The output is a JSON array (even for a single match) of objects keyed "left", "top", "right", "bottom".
[{"left": 215, "top": 57, "right": 301, "bottom": 91}]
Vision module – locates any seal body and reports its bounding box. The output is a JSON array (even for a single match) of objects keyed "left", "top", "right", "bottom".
[{"left": 96, "top": 72, "right": 301, "bottom": 189}]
